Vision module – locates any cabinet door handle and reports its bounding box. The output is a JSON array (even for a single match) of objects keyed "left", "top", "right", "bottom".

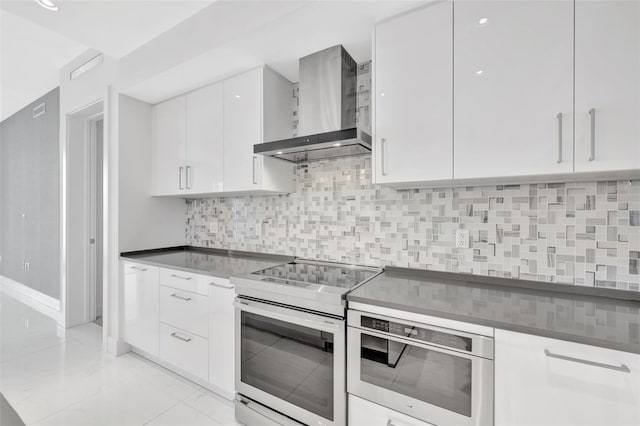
[
  {"left": 556, "top": 113, "right": 563, "bottom": 163},
  {"left": 170, "top": 332, "right": 192, "bottom": 343},
  {"left": 185, "top": 166, "right": 191, "bottom": 190},
  {"left": 588, "top": 108, "right": 596, "bottom": 161},
  {"left": 544, "top": 349, "right": 630, "bottom": 373},
  {"left": 130, "top": 266, "right": 148, "bottom": 271},
  {"left": 387, "top": 419, "right": 428, "bottom": 426},
  {"left": 381, "top": 138, "right": 387, "bottom": 175},
  {"left": 252, "top": 156, "right": 258, "bottom": 184},
  {"left": 170, "top": 274, "right": 191, "bottom": 281},
  {"left": 210, "top": 282, "right": 234, "bottom": 290},
  {"left": 170, "top": 293, "right": 192, "bottom": 301},
  {"left": 179, "top": 166, "right": 184, "bottom": 190}
]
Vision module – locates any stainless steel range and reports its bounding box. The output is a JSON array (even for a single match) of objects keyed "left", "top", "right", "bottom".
[{"left": 232, "top": 260, "right": 381, "bottom": 426}]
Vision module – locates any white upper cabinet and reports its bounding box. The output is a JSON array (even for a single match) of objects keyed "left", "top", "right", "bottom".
[
  {"left": 574, "top": 0, "right": 640, "bottom": 172},
  {"left": 223, "top": 67, "right": 294, "bottom": 194},
  {"left": 495, "top": 329, "right": 640, "bottom": 426},
  {"left": 185, "top": 82, "right": 224, "bottom": 194},
  {"left": 152, "top": 66, "right": 294, "bottom": 197},
  {"left": 153, "top": 96, "right": 186, "bottom": 195},
  {"left": 454, "top": 0, "right": 574, "bottom": 179},
  {"left": 373, "top": 1, "right": 453, "bottom": 185}
]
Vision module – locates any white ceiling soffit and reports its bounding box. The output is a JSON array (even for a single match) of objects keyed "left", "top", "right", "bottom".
[
  {"left": 0, "top": 10, "right": 86, "bottom": 121},
  {"left": 122, "top": 0, "right": 419, "bottom": 105},
  {"left": 0, "top": 0, "right": 215, "bottom": 58}
]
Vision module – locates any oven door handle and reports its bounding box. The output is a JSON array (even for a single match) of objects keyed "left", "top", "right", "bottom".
[{"left": 234, "top": 300, "right": 343, "bottom": 333}]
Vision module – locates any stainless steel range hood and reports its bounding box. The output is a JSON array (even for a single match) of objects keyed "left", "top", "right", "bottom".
[{"left": 254, "top": 45, "right": 371, "bottom": 163}]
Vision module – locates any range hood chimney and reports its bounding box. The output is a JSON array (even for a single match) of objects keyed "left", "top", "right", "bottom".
[{"left": 254, "top": 45, "right": 371, "bottom": 163}]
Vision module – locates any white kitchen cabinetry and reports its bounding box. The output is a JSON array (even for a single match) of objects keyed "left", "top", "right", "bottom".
[
  {"left": 454, "top": 0, "right": 574, "bottom": 179},
  {"left": 185, "top": 82, "right": 224, "bottom": 194},
  {"left": 153, "top": 67, "right": 293, "bottom": 197},
  {"left": 373, "top": 1, "right": 453, "bottom": 185},
  {"left": 349, "top": 394, "right": 432, "bottom": 426},
  {"left": 574, "top": 0, "right": 640, "bottom": 172},
  {"left": 495, "top": 329, "right": 640, "bottom": 426},
  {"left": 123, "top": 261, "right": 160, "bottom": 356},
  {"left": 223, "top": 67, "right": 294, "bottom": 193},
  {"left": 159, "top": 322, "right": 209, "bottom": 381},
  {"left": 208, "top": 277, "right": 236, "bottom": 400},
  {"left": 152, "top": 96, "right": 186, "bottom": 196}
]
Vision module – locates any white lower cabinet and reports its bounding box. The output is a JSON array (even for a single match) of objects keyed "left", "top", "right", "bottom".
[
  {"left": 208, "top": 277, "right": 236, "bottom": 399},
  {"left": 159, "top": 323, "right": 209, "bottom": 381},
  {"left": 349, "top": 395, "right": 432, "bottom": 426},
  {"left": 123, "top": 262, "right": 160, "bottom": 357},
  {"left": 495, "top": 329, "right": 640, "bottom": 426},
  {"left": 160, "top": 285, "right": 208, "bottom": 338}
]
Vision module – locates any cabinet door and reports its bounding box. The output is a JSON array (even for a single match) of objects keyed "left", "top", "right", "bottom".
[
  {"left": 575, "top": 0, "right": 640, "bottom": 172},
  {"left": 454, "top": 0, "right": 574, "bottom": 179},
  {"left": 208, "top": 278, "right": 235, "bottom": 399},
  {"left": 223, "top": 68, "right": 263, "bottom": 192},
  {"left": 495, "top": 329, "right": 640, "bottom": 426},
  {"left": 186, "top": 83, "right": 224, "bottom": 194},
  {"left": 374, "top": 2, "right": 453, "bottom": 184},
  {"left": 348, "top": 395, "right": 432, "bottom": 426},
  {"left": 123, "top": 262, "right": 159, "bottom": 356},
  {"left": 153, "top": 96, "right": 186, "bottom": 196}
]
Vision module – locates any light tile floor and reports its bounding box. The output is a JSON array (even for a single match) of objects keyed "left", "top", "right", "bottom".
[{"left": 0, "top": 293, "right": 241, "bottom": 426}]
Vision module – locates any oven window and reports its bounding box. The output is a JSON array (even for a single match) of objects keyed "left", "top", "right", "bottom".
[
  {"left": 240, "top": 311, "right": 334, "bottom": 421},
  {"left": 360, "top": 333, "right": 472, "bottom": 417}
]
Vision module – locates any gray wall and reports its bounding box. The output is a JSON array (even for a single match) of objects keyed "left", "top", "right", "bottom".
[{"left": 0, "top": 87, "right": 60, "bottom": 299}]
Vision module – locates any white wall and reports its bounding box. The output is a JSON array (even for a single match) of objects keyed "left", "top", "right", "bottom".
[{"left": 118, "top": 94, "right": 185, "bottom": 252}]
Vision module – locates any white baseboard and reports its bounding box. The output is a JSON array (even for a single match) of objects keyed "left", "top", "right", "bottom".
[
  {"left": 107, "top": 336, "right": 130, "bottom": 356},
  {"left": 0, "top": 275, "right": 62, "bottom": 324}
]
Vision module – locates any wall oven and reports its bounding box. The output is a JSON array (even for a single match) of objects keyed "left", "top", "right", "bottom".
[
  {"left": 235, "top": 297, "right": 346, "bottom": 426},
  {"left": 347, "top": 309, "right": 494, "bottom": 426}
]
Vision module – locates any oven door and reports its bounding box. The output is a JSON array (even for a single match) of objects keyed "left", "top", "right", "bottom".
[
  {"left": 235, "top": 297, "right": 346, "bottom": 426},
  {"left": 347, "top": 326, "right": 493, "bottom": 426}
]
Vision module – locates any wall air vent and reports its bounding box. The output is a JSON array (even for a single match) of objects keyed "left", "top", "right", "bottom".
[
  {"left": 32, "top": 102, "right": 46, "bottom": 118},
  {"left": 70, "top": 53, "right": 103, "bottom": 80}
]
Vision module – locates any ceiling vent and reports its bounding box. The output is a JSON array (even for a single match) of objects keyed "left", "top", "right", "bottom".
[
  {"left": 70, "top": 53, "right": 103, "bottom": 80},
  {"left": 32, "top": 102, "right": 46, "bottom": 118}
]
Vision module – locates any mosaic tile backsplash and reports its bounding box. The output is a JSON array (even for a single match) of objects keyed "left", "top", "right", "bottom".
[{"left": 186, "top": 156, "right": 640, "bottom": 292}]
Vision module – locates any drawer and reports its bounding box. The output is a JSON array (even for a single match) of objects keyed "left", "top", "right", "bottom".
[
  {"left": 159, "top": 268, "right": 210, "bottom": 295},
  {"left": 160, "top": 323, "right": 208, "bottom": 381},
  {"left": 349, "top": 395, "right": 432, "bottom": 426},
  {"left": 160, "top": 285, "right": 208, "bottom": 338},
  {"left": 123, "top": 261, "right": 151, "bottom": 275}
]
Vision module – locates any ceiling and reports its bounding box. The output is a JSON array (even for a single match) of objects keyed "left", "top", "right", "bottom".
[
  {"left": 122, "top": 0, "right": 419, "bottom": 105},
  {"left": 0, "top": 0, "right": 213, "bottom": 120},
  {"left": 1, "top": 0, "right": 421, "bottom": 120}
]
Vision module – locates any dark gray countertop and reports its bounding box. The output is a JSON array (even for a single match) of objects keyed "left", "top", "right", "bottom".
[
  {"left": 120, "top": 246, "right": 294, "bottom": 279},
  {"left": 347, "top": 267, "right": 640, "bottom": 354}
]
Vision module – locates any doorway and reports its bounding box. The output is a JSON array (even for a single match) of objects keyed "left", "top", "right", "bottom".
[{"left": 65, "top": 100, "right": 106, "bottom": 335}]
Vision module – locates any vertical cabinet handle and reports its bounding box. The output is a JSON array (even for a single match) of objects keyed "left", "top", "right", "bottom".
[
  {"left": 179, "top": 166, "right": 184, "bottom": 190},
  {"left": 588, "top": 108, "right": 596, "bottom": 161},
  {"left": 380, "top": 138, "right": 387, "bottom": 176},
  {"left": 556, "top": 113, "right": 563, "bottom": 163},
  {"left": 252, "top": 156, "right": 258, "bottom": 185},
  {"left": 185, "top": 166, "right": 191, "bottom": 190}
]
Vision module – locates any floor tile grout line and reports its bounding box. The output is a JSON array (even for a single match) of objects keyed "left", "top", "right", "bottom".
[{"left": 141, "top": 400, "right": 182, "bottom": 426}]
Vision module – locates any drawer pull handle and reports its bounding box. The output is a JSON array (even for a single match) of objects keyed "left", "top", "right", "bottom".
[
  {"left": 170, "top": 332, "right": 192, "bottom": 343},
  {"left": 170, "top": 293, "right": 191, "bottom": 301},
  {"left": 210, "top": 282, "right": 234, "bottom": 289},
  {"left": 544, "top": 349, "right": 630, "bottom": 373},
  {"left": 170, "top": 274, "right": 191, "bottom": 281},
  {"left": 130, "top": 266, "right": 147, "bottom": 271}
]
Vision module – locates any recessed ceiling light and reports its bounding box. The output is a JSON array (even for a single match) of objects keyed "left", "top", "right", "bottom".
[
  {"left": 478, "top": 17, "right": 489, "bottom": 25},
  {"left": 35, "top": 0, "right": 59, "bottom": 11}
]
